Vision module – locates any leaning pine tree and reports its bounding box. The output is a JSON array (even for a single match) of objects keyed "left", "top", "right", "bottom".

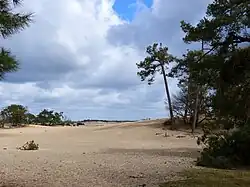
[
  {"left": 0, "top": 0, "right": 32, "bottom": 80},
  {"left": 136, "top": 43, "right": 175, "bottom": 127}
]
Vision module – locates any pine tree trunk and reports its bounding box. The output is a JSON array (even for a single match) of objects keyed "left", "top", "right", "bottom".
[
  {"left": 192, "top": 88, "right": 199, "bottom": 133},
  {"left": 184, "top": 78, "right": 191, "bottom": 125},
  {"left": 183, "top": 108, "right": 188, "bottom": 124},
  {"left": 161, "top": 64, "right": 174, "bottom": 127},
  {"left": 192, "top": 40, "right": 204, "bottom": 133}
]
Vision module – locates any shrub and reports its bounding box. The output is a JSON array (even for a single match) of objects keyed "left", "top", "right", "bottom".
[
  {"left": 197, "top": 124, "right": 250, "bottom": 169},
  {"left": 18, "top": 140, "right": 39, "bottom": 150}
]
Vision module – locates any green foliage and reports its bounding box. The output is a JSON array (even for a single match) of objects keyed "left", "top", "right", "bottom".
[
  {"left": 25, "top": 112, "right": 37, "bottom": 124},
  {"left": 169, "top": 50, "right": 213, "bottom": 129},
  {"left": 197, "top": 125, "right": 250, "bottom": 169},
  {"left": 169, "top": 50, "right": 203, "bottom": 83},
  {"left": 0, "top": 0, "right": 32, "bottom": 80},
  {"left": 0, "top": 105, "right": 65, "bottom": 127},
  {"left": 214, "top": 47, "right": 250, "bottom": 128},
  {"left": 0, "top": 104, "right": 28, "bottom": 126},
  {"left": 181, "top": 0, "right": 249, "bottom": 47},
  {"left": 136, "top": 43, "right": 173, "bottom": 84},
  {"left": 18, "top": 140, "right": 39, "bottom": 151},
  {"left": 179, "top": 0, "right": 250, "bottom": 87},
  {"left": 0, "top": 48, "right": 19, "bottom": 79},
  {"left": 0, "top": 0, "right": 33, "bottom": 38},
  {"left": 176, "top": 0, "right": 250, "bottom": 127},
  {"left": 166, "top": 0, "right": 250, "bottom": 169},
  {"left": 37, "top": 109, "right": 64, "bottom": 126},
  {"left": 137, "top": 43, "right": 174, "bottom": 85}
]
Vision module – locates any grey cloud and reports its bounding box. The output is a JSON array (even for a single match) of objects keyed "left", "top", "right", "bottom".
[
  {"left": 107, "top": 0, "right": 210, "bottom": 50},
  {"left": 66, "top": 68, "right": 141, "bottom": 90},
  {"left": 5, "top": 45, "right": 78, "bottom": 83},
  {"left": 2, "top": 16, "right": 80, "bottom": 83}
]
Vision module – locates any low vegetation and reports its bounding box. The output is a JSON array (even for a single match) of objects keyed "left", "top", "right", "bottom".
[
  {"left": 196, "top": 125, "right": 250, "bottom": 169},
  {"left": 160, "top": 168, "right": 250, "bottom": 187},
  {"left": 17, "top": 140, "right": 39, "bottom": 151},
  {"left": 0, "top": 104, "right": 137, "bottom": 128},
  {"left": 0, "top": 104, "right": 65, "bottom": 127}
]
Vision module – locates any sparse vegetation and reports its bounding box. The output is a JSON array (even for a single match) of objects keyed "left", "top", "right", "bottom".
[
  {"left": 0, "top": 104, "right": 138, "bottom": 128},
  {"left": 197, "top": 125, "right": 250, "bottom": 169},
  {"left": 160, "top": 168, "right": 250, "bottom": 187},
  {"left": 17, "top": 140, "right": 39, "bottom": 151},
  {"left": 0, "top": 105, "right": 65, "bottom": 127}
]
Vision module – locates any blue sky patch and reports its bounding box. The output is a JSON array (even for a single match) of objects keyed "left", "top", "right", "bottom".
[{"left": 113, "top": 0, "right": 153, "bottom": 21}]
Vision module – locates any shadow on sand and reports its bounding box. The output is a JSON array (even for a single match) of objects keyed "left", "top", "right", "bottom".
[{"left": 102, "top": 147, "right": 200, "bottom": 158}]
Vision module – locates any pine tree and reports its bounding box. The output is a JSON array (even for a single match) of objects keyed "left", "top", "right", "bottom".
[{"left": 0, "top": 0, "right": 32, "bottom": 80}]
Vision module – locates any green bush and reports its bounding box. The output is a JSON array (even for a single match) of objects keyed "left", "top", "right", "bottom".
[{"left": 197, "top": 125, "right": 250, "bottom": 169}]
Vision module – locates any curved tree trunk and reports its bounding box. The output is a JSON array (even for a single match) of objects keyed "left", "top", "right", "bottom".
[{"left": 161, "top": 64, "right": 174, "bottom": 127}]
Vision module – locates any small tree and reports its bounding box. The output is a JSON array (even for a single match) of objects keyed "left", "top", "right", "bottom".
[
  {"left": 52, "top": 111, "right": 64, "bottom": 124},
  {"left": 25, "top": 113, "right": 37, "bottom": 124},
  {"left": 137, "top": 43, "right": 175, "bottom": 125},
  {"left": 37, "top": 109, "right": 53, "bottom": 125},
  {"left": 37, "top": 109, "right": 64, "bottom": 126},
  {"left": 167, "top": 82, "right": 211, "bottom": 127},
  {"left": 166, "top": 84, "right": 191, "bottom": 124},
  {"left": 1, "top": 104, "right": 28, "bottom": 126}
]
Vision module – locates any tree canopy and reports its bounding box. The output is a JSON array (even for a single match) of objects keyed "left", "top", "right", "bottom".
[
  {"left": 0, "top": 104, "right": 65, "bottom": 127},
  {"left": 0, "top": 104, "right": 28, "bottom": 125}
]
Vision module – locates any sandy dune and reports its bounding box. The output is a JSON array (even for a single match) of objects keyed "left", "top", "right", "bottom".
[{"left": 0, "top": 121, "right": 200, "bottom": 187}]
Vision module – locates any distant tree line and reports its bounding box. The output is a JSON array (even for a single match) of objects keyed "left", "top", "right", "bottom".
[
  {"left": 0, "top": 104, "right": 65, "bottom": 127},
  {"left": 0, "top": 104, "right": 138, "bottom": 128},
  {"left": 82, "top": 119, "right": 136, "bottom": 123}
]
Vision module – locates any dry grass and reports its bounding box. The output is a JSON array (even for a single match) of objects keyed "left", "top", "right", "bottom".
[{"left": 160, "top": 168, "right": 250, "bottom": 187}]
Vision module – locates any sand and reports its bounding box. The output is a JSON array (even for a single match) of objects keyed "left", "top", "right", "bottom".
[{"left": 0, "top": 121, "right": 200, "bottom": 187}]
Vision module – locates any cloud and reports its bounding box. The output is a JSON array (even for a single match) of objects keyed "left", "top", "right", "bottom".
[
  {"left": 107, "top": 0, "right": 210, "bottom": 53},
  {"left": 0, "top": 0, "right": 210, "bottom": 120}
]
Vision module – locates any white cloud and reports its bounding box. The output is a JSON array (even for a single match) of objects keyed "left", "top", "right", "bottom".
[{"left": 0, "top": 0, "right": 210, "bottom": 120}]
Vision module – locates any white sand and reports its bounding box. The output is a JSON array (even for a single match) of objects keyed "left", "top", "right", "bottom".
[{"left": 0, "top": 121, "right": 200, "bottom": 187}]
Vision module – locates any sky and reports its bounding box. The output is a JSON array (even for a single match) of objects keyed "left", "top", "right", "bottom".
[{"left": 0, "top": 0, "right": 211, "bottom": 120}]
